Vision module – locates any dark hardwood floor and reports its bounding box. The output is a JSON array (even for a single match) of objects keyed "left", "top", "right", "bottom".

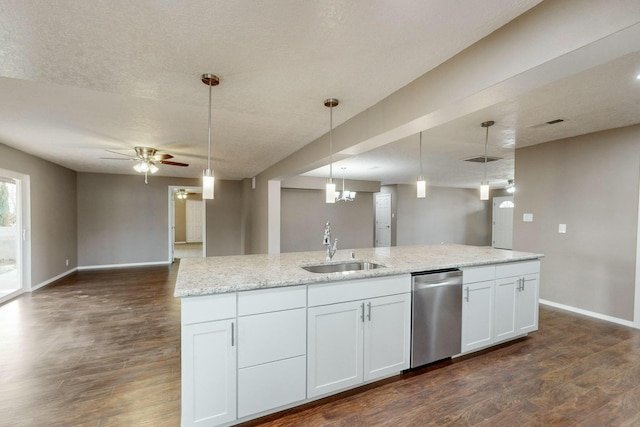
[{"left": 1, "top": 265, "right": 640, "bottom": 426}]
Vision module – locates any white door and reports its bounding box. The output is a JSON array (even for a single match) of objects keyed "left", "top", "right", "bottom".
[
  {"left": 363, "top": 294, "right": 411, "bottom": 381},
  {"left": 181, "top": 319, "right": 236, "bottom": 427},
  {"left": 375, "top": 193, "right": 391, "bottom": 247},
  {"left": 307, "top": 300, "right": 364, "bottom": 398},
  {"left": 461, "top": 280, "right": 495, "bottom": 353},
  {"left": 492, "top": 196, "right": 514, "bottom": 249},
  {"left": 0, "top": 172, "right": 25, "bottom": 302},
  {"left": 186, "top": 200, "right": 203, "bottom": 243}
]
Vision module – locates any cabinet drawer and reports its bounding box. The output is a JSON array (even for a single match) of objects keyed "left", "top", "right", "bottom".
[
  {"left": 238, "top": 285, "right": 306, "bottom": 316},
  {"left": 181, "top": 293, "right": 236, "bottom": 325},
  {"left": 238, "top": 308, "right": 306, "bottom": 368},
  {"left": 495, "top": 260, "right": 540, "bottom": 278},
  {"left": 308, "top": 274, "right": 411, "bottom": 307},
  {"left": 462, "top": 265, "right": 495, "bottom": 284},
  {"left": 238, "top": 355, "right": 306, "bottom": 418}
]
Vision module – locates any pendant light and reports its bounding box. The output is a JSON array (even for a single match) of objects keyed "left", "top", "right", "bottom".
[
  {"left": 324, "top": 98, "right": 339, "bottom": 204},
  {"left": 417, "top": 131, "right": 426, "bottom": 198},
  {"left": 201, "top": 73, "right": 219, "bottom": 200},
  {"left": 505, "top": 179, "right": 516, "bottom": 193},
  {"left": 480, "top": 120, "right": 494, "bottom": 201},
  {"left": 336, "top": 167, "right": 356, "bottom": 202}
]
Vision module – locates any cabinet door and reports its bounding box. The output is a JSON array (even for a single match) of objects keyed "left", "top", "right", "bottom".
[
  {"left": 182, "top": 319, "right": 236, "bottom": 427},
  {"left": 307, "top": 300, "right": 364, "bottom": 398},
  {"left": 461, "top": 281, "right": 494, "bottom": 353},
  {"left": 516, "top": 273, "right": 539, "bottom": 334},
  {"left": 364, "top": 293, "right": 411, "bottom": 381},
  {"left": 494, "top": 277, "right": 517, "bottom": 342}
]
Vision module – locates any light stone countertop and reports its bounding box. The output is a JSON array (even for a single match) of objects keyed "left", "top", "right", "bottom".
[{"left": 174, "top": 244, "right": 543, "bottom": 297}]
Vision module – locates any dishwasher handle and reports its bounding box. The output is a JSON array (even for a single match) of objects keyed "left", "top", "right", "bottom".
[{"left": 413, "top": 280, "right": 461, "bottom": 290}]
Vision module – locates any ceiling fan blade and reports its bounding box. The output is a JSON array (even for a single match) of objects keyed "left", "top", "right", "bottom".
[
  {"left": 100, "top": 157, "right": 135, "bottom": 161},
  {"left": 160, "top": 160, "right": 189, "bottom": 167},
  {"left": 153, "top": 153, "right": 174, "bottom": 161}
]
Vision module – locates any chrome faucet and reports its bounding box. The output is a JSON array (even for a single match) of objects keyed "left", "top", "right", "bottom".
[{"left": 323, "top": 221, "right": 338, "bottom": 262}]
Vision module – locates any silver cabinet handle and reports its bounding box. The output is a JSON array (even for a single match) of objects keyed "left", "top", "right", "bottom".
[
  {"left": 361, "top": 303, "right": 365, "bottom": 322},
  {"left": 231, "top": 322, "right": 235, "bottom": 347},
  {"left": 521, "top": 277, "right": 526, "bottom": 291},
  {"left": 465, "top": 287, "right": 470, "bottom": 302},
  {"left": 367, "top": 302, "right": 371, "bottom": 321}
]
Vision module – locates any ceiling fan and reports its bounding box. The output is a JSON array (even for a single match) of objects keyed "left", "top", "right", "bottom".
[{"left": 102, "top": 146, "right": 189, "bottom": 184}]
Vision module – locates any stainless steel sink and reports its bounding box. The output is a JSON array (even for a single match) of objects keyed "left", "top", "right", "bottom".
[{"left": 301, "top": 261, "right": 385, "bottom": 274}]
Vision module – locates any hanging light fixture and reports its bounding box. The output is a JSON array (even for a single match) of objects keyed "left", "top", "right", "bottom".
[
  {"left": 176, "top": 189, "right": 188, "bottom": 200},
  {"left": 480, "top": 120, "right": 495, "bottom": 200},
  {"left": 324, "top": 98, "right": 339, "bottom": 203},
  {"left": 336, "top": 167, "right": 356, "bottom": 202},
  {"left": 201, "top": 73, "right": 219, "bottom": 200},
  {"left": 417, "top": 131, "right": 426, "bottom": 198},
  {"left": 505, "top": 179, "right": 516, "bottom": 193}
]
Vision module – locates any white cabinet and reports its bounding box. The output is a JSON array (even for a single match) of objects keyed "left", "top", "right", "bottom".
[
  {"left": 495, "top": 261, "right": 540, "bottom": 341},
  {"left": 307, "top": 300, "right": 364, "bottom": 396},
  {"left": 237, "top": 286, "right": 307, "bottom": 418},
  {"left": 307, "top": 275, "right": 411, "bottom": 398},
  {"left": 461, "top": 260, "right": 540, "bottom": 354},
  {"left": 364, "top": 294, "right": 411, "bottom": 381},
  {"left": 181, "top": 294, "right": 237, "bottom": 427},
  {"left": 461, "top": 274, "right": 495, "bottom": 353}
]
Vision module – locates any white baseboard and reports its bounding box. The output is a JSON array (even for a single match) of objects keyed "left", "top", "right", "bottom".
[
  {"left": 539, "top": 299, "right": 638, "bottom": 329},
  {"left": 77, "top": 260, "right": 171, "bottom": 271},
  {"left": 31, "top": 267, "right": 78, "bottom": 292}
]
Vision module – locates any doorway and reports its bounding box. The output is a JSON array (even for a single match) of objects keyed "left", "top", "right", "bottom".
[
  {"left": 0, "top": 169, "right": 30, "bottom": 304},
  {"left": 169, "top": 186, "right": 205, "bottom": 262},
  {"left": 492, "top": 196, "right": 514, "bottom": 250}
]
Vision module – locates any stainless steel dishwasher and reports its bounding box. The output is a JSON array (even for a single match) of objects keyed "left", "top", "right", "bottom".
[{"left": 411, "top": 269, "right": 463, "bottom": 368}]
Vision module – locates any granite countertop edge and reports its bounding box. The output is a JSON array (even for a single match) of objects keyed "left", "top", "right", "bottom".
[{"left": 174, "top": 244, "right": 543, "bottom": 298}]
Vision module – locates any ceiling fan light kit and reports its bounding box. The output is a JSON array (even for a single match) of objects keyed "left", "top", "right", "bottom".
[{"left": 202, "top": 73, "right": 219, "bottom": 200}]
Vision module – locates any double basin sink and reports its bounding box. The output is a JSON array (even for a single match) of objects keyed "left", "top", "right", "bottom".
[{"left": 301, "top": 260, "right": 385, "bottom": 274}]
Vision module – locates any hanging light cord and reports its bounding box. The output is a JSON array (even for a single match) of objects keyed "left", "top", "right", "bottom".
[
  {"left": 207, "top": 79, "right": 212, "bottom": 172},
  {"left": 329, "top": 104, "right": 333, "bottom": 183},
  {"left": 419, "top": 132, "right": 423, "bottom": 177},
  {"left": 483, "top": 124, "right": 489, "bottom": 182}
]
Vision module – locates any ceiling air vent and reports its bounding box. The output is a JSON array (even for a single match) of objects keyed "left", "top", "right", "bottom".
[
  {"left": 528, "top": 118, "right": 565, "bottom": 128},
  {"left": 465, "top": 156, "right": 502, "bottom": 163}
]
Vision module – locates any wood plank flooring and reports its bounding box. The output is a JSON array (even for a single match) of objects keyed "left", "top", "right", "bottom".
[{"left": 1, "top": 265, "right": 640, "bottom": 426}]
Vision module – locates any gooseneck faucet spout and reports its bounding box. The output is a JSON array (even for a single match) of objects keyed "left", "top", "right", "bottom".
[{"left": 323, "top": 222, "right": 338, "bottom": 262}]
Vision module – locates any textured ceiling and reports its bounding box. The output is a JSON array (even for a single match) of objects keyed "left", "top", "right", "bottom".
[
  {"left": 305, "top": 51, "right": 640, "bottom": 188},
  {"left": 0, "top": 0, "right": 543, "bottom": 180}
]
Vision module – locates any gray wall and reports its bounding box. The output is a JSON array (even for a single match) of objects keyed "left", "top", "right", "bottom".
[
  {"left": 77, "top": 173, "right": 201, "bottom": 266},
  {"left": 395, "top": 185, "right": 492, "bottom": 247},
  {"left": 281, "top": 188, "right": 374, "bottom": 253},
  {"left": 205, "top": 179, "right": 244, "bottom": 256},
  {"left": 78, "top": 173, "right": 245, "bottom": 266},
  {"left": 0, "top": 143, "right": 77, "bottom": 287},
  {"left": 513, "top": 125, "right": 640, "bottom": 321}
]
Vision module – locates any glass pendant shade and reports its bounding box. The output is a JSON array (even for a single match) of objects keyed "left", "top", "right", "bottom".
[
  {"left": 149, "top": 164, "right": 159, "bottom": 174},
  {"left": 203, "top": 169, "right": 214, "bottom": 200},
  {"left": 480, "top": 183, "right": 489, "bottom": 200},
  {"left": 326, "top": 181, "right": 336, "bottom": 203},
  {"left": 417, "top": 177, "right": 426, "bottom": 198}
]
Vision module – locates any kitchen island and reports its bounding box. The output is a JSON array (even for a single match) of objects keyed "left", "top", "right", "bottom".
[{"left": 175, "top": 244, "right": 542, "bottom": 427}]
